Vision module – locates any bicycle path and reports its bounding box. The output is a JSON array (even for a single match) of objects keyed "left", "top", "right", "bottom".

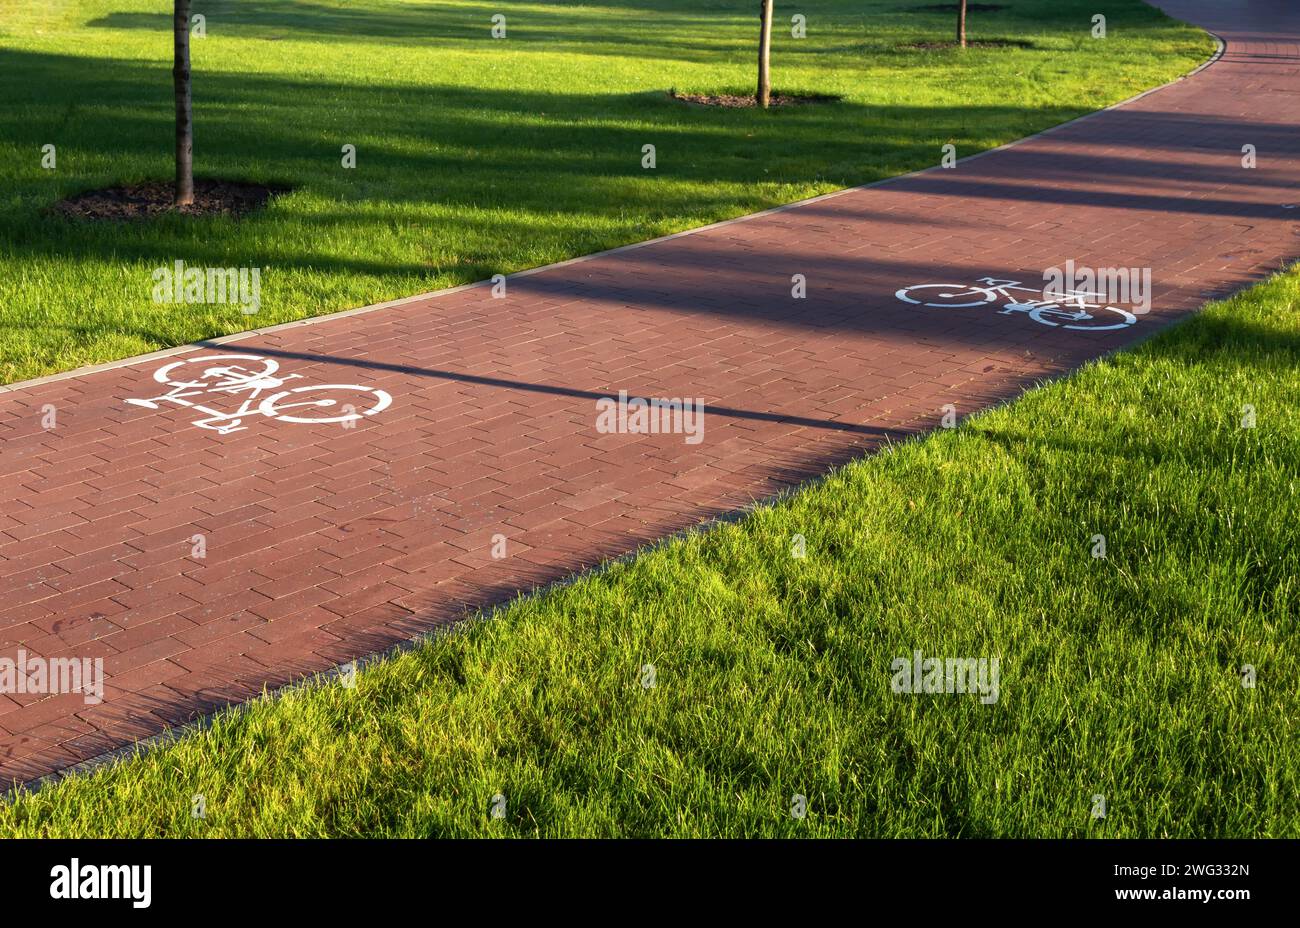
[{"left": 1, "top": 0, "right": 1298, "bottom": 785}]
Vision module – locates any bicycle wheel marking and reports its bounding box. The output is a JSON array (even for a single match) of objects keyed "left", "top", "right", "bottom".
[
  {"left": 895, "top": 277, "right": 1141, "bottom": 333},
  {"left": 123, "top": 353, "right": 394, "bottom": 435}
]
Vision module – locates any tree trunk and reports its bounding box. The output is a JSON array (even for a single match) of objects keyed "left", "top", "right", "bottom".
[
  {"left": 957, "top": 0, "right": 967, "bottom": 48},
  {"left": 757, "top": 0, "right": 773, "bottom": 108},
  {"left": 174, "top": 0, "right": 194, "bottom": 206}
]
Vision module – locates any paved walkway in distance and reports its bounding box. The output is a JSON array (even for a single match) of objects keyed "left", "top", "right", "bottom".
[{"left": 1, "top": 0, "right": 1297, "bottom": 785}]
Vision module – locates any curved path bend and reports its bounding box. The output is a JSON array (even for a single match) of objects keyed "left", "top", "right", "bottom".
[{"left": 1, "top": 0, "right": 1297, "bottom": 784}]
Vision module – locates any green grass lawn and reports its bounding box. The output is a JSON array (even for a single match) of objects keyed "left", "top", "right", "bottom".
[
  {"left": 4, "top": 265, "right": 1296, "bottom": 838},
  {"left": 0, "top": 0, "right": 1211, "bottom": 383}
]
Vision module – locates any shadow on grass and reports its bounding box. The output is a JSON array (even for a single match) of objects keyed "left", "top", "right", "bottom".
[
  {"left": 0, "top": 47, "right": 1090, "bottom": 276},
  {"left": 79, "top": 0, "right": 1132, "bottom": 58},
  {"left": 3, "top": 44, "right": 1289, "bottom": 285}
]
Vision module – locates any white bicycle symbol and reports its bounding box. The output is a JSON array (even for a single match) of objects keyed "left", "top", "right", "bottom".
[
  {"left": 125, "top": 353, "right": 393, "bottom": 435},
  {"left": 896, "top": 277, "right": 1138, "bottom": 331}
]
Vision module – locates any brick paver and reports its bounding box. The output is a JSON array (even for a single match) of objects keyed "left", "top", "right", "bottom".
[{"left": 1, "top": 0, "right": 1297, "bottom": 785}]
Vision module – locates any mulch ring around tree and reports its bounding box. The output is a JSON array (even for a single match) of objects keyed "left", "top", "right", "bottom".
[
  {"left": 50, "top": 180, "right": 287, "bottom": 221},
  {"left": 908, "top": 3, "right": 1007, "bottom": 11},
  {"left": 668, "top": 90, "right": 841, "bottom": 108},
  {"left": 898, "top": 38, "right": 1032, "bottom": 50}
]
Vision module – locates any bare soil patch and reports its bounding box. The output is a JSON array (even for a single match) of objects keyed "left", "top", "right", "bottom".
[
  {"left": 52, "top": 180, "right": 286, "bottom": 221},
  {"left": 909, "top": 3, "right": 1007, "bottom": 11},
  {"left": 898, "top": 38, "right": 1032, "bottom": 50},
  {"left": 668, "top": 90, "right": 840, "bottom": 108}
]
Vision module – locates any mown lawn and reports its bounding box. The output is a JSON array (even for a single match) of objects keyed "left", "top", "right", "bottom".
[
  {"left": 0, "top": 0, "right": 1212, "bottom": 383},
  {"left": 3, "top": 265, "right": 1296, "bottom": 838}
]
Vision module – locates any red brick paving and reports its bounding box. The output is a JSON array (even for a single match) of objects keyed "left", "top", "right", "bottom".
[{"left": 1, "top": 0, "right": 1298, "bottom": 785}]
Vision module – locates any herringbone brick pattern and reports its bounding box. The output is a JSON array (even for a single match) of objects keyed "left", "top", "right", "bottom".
[{"left": 0, "top": 0, "right": 1296, "bottom": 784}]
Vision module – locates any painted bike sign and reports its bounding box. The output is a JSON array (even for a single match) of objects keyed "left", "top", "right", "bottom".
[
  {"left": 895, "top": 277, "right": 1138, "bottom": 331},
  {"left": 125, "top": 353, "right": 392, "bottom": 434}
]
